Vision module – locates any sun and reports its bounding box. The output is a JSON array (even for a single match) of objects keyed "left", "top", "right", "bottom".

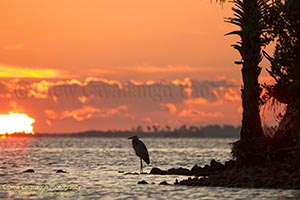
[{"left": 0, "top": 111, "right": 35, "bottom": 135}]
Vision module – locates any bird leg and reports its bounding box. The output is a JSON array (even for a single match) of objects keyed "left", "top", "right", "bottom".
[{"left": 140, "top": 158, "right": 143, "bottom": 174}]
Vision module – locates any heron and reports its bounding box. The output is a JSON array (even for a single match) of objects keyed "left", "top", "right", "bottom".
[{"left": 128, "top": 136, "right": 150, "bottom": 173}]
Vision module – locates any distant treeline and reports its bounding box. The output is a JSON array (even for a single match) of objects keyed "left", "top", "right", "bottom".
[{"left": 33, "top": 124, "right": 241, "bottom": 138}]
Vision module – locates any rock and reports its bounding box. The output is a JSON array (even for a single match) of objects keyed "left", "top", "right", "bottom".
[
  {"left": 167, "top": 167, "right": 192, "bottom": 176},
  {"left": 150, "top": 167, "right": 167, "bottom": 175},
  {"left": 22, "top": 169, "right": 35, "bottom": 173},
  {"left": 159, "top": 181, "right": 170, "bottom": 185},
  {"left": 191, "top": 165, "right": 209, "bottom": 176},
  {"left": 210, "top": 159, "right": 224, "bottom": 171},
  {"left": 191, "top": 165, "right": 201, "bottom": 173},
  {"left": 56, "top": 169, "right": 67, "bottom": 173},
  {"left": 199, "top": 165, "right": 211, "bottom": 176},
  {"left": 183, "top": 159, "right": 298, "bottom": 189},
  {"left": 150, "top": 167, "right": 192, "bottom": 175},
  {"left": 137, "top": 180, "right": 148, "bottom": 184},
  {"left": 203, "top": 164, "right": 210, "bottom": 171},
  {"left": 124, "top": 172, "right": 139, "bottom": 175},
  {"left": 178, "top": 177, "right": 201, "bottom": 186},
  {"left": 191, "top": 165, "right": 199, "bottom": 170}
]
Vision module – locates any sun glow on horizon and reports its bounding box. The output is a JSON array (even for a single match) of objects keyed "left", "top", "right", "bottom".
[
  {"left": 0, "top": 65, "right": 62, "bottom": 78},
  {"left": 0, "top": 111, "right": 35, "bottom": 134}
]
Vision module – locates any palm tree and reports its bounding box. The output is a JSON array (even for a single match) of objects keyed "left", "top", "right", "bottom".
[{"left": 225, "top": 0, "right": 270, "bottom": 164}]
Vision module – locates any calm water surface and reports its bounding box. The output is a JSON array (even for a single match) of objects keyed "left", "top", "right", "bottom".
[{"left": 0, "top": 137, "right": 298, "bottom": 199}]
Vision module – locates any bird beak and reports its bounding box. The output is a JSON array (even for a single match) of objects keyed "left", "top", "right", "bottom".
[{"left": 128, "top": 136, "right": 134, "bottom": 139}]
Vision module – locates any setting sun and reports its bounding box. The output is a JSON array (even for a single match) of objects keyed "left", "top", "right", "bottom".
[{"left": 0, "top": 111, "right": 35, "bottom": 134}]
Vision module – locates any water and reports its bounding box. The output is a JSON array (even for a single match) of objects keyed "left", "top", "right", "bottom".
[{"left": 0, "top": 137, "right": 298, "bottom": 199}]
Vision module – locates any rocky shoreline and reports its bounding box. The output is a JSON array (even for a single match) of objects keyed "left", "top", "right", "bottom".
[{"left": 149, "top": 159, "right": 300, "bottom": 190}]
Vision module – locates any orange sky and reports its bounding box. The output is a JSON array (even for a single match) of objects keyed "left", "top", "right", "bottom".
[{"left": 0, "top": 1, "right": 274, "bottom": 133}]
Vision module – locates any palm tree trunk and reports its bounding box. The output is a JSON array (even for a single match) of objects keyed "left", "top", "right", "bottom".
[{"left": 240, "top": 66, "right": 263, "bottom": 141}]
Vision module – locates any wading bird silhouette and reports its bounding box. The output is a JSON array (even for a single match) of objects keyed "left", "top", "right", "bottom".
[{"left": 128, "top": 136, "right": 150, "bottom": 173}]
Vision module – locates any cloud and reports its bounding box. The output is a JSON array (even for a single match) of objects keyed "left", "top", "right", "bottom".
[
  {"left": 78, "top": 96, "right": 88, "bottom": 104},
  {"left": 191, "top": 80, "right": 239, "bottom": 102},
  {"left": 161, "top": 103, "right": 177, "bottom": 114},
  {"left": 43, "top": 79, "right": 186, "bottom": 106},
  {"left": 0, "top": 77, "right": 242, "bottom": 132},
  {"left": 61, "top": 106, "right": 101, "bottom": 121},
  {"left": 2, "top": 77, "right": 240, "bottom": 105},
  {"left": 184, "top": 98, "right": 209, "bottom": 105},
  {"left": 141, "top": 117, "right": 153, "bottom": 124},
  {"left": 179, "top": 109, "right": 223, "bottom": 119},
  {"left": 45, "top": 109, "right": 58, "bottom": 120},
  {"left": 60, "top": 105, "right": 128, "bottom": 121},
  {"left": 0, "top": 82, "right": 9, "bottom": 97},
  {"left": 97, "top": 105, "right": 128, "bottom": 118},
  {"left": 223, "top": 88, "right": 240, "bottom": 102}
]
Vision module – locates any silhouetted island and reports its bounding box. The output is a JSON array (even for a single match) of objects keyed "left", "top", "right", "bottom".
[{"left": 32, "top": 124, "right": 240, "bottom": 138}]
